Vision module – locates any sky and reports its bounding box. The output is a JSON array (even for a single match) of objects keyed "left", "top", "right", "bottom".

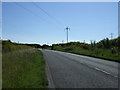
[{"left": 2, "top": 2, "right": 118, "bottom": 45}]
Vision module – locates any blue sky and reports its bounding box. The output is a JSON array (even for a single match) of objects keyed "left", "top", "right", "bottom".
[{"left": 2, "top": 2, "right": 118, "bottom": 45}]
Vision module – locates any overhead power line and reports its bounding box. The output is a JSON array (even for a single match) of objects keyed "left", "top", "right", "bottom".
[
  {"left": 14, "top": 2, "right": 45, "bottom": 21},
  {"left": 14, "top": 2, "right": 60, "bottom": 28},
  {"left": 31, "top": 2, "right": 64, "bottom": 26},
  {"left": 14, "top": 2, "right": 66, "bottom": 30}
]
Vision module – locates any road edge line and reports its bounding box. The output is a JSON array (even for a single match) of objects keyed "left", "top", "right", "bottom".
[
  {"left": 45, "top": 61, "right": 55, "bottom": 88},
  {"left": 39, "top": 49, "right": 55, "bottom": 89}
]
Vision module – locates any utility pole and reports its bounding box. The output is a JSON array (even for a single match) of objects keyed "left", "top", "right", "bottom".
[
  {"left": 110, "top": 33, "right": 113, "bottom": 40},
  {"left": 83, "top": 40, "right": 85, "bottom": 43},
  {"left": 62, "top": 40, "right": 64, "bottom": 44},
  {"left": 65, "top": 26, "right": 70, "bottom": 43}
]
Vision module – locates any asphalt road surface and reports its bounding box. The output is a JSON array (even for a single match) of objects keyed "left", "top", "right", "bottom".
[{"left": 40, "top": 49, "right": 119, "bottom": 88}]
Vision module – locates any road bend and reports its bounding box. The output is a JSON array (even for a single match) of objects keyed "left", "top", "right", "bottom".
[{"left": 40, "top": 49, "right": 119, "bottom": 88}]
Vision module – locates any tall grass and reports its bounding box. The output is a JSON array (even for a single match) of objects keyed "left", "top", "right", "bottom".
[
  {"left": 2, "top": 40, "right": 47, "bottom": 88},
  {"left": 53, "top": 45, "right": 120, "bottom": 61},
  {"left": 2, "top": 40, "right": 32, "bottom": 53},
  {"left": 2, "top": 49, "right": 47, "bottom": 88}
]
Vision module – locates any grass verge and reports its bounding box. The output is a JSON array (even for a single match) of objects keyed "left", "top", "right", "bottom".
[
  {"left": 2, "top": 49, "right": 47, "bottom": 88},
  {"left": 2, "top": 40, "right": 32, "bottom": 53},
  {"left": 53, "top": 46, "right": 120, "bottom": 62}
]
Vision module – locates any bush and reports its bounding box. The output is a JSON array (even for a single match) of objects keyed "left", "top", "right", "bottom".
[{"left": 111, "top": 47, "right": 118, "bottom": 54}]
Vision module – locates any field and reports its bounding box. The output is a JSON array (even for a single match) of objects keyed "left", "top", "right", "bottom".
[{"left": 2, "top": 40, "right": 47, "bottom": 88}]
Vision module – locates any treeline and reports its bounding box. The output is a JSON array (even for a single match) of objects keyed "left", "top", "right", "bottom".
[
  {"left": 52, "top": 37, "right": 119, "bottom": 51},
  {"left": 2, "top": 37, "right": 120, "bottom": 61},
  {"left": 49, "top": 37, "right": 120, "bottom": 61}
]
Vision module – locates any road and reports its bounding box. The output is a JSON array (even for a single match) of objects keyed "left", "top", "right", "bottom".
[{"left": 40, "top": 49, "right": 119, "bottom": 88}]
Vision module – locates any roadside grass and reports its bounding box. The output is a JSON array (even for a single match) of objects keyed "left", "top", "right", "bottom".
[
  {"left": 2, "top": 40, "right": 32, "bottom": 53},
  {"left": 2, "top": 49, "right": 47, "bottom": 88},
  {"left": 53, "top": 45, "right": 120, "bottom": 61},
  {"left": 0, "top": 40, "right": 2, "bottom": 53}
]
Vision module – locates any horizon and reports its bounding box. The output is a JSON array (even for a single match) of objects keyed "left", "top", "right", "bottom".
[
  {"left": 2, "top": 36, "right": 119, "bottom": 46},
  {"left": 2, "top": 2, "right": 118, "bottom": 45}
]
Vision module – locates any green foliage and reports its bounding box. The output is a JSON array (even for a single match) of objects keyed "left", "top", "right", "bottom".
[
  {"left": 117, "top": 37, "right": 120, "bottom": 52},
  {"left": 111, "top": 47, "right": 118, "bottom": 54},
  {"left": 3, "top": 49, "right": 47, "bottom": 88},
  {"left": 25, "top": 44, "right": 41, "bottom": 48},
  {"left": 2, "top": 40, "right": 33, "bottom": 53},
  {"left": 2, "top": 40, "right": 47, "bottom": 88},
  {"left": 2, "top": 40, "right": 41, "bottom": 53},
  {"left": 41, "top": 44, "right": 51, "bottom": 49},
  {"left": 51, "top": 37, "right": 120, "bottom": 61}
]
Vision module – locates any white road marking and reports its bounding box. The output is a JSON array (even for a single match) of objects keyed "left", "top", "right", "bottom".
[
  {"left": 95, "top": 67, "right": 119, "bottom": 78},
  {"left": 95, "top": 67, "right": 111, "bottom": 75}
]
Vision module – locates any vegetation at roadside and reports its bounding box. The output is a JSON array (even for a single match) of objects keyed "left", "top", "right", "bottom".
[
  {"left": 0, "top": 40, "right": 2, "bottom": 52},
  {"left": 43, "top": 37, "right": 120, "bottom": 61},
  {"left": 2, "top": 40, "right": 41, "bottom": 53},
  {"left": 2, "top": 40, "right": 47, "bottom": 88}
]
